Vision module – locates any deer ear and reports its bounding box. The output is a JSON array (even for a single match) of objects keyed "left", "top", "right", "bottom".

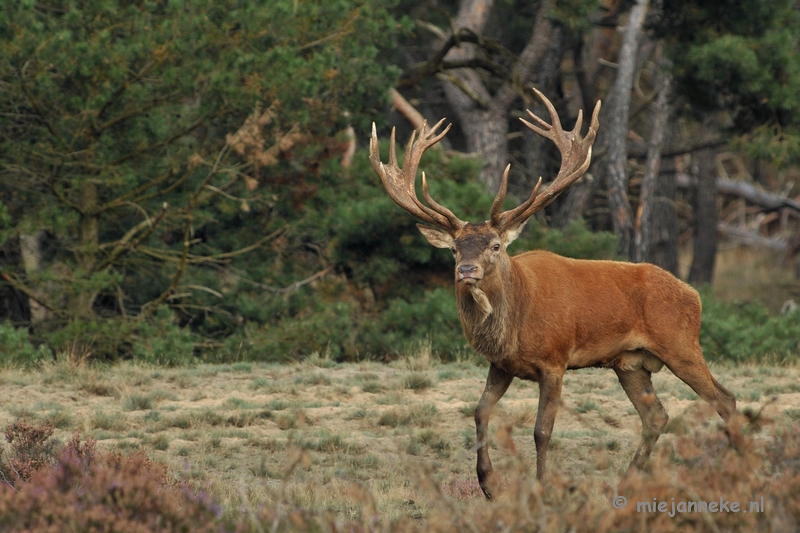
[
  {"left": 416, "top": 224, "right": 454, "bottom": 249},
  {"left": 502, "top": 219, "right": 529, "bottom": 245}
]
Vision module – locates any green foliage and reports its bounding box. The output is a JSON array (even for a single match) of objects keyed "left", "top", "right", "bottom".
[
  {"left": 371, "top": 288, "right": 470, "bottom": 359},
  {"left": 510, "top": 218, "right": 619, "bottom": 260},
  {"left": 661, "top": 0, "right": 800, "bottom": 165},
  {"left": 132, "top": 306, "right": 196, "bottom": 366},
  {"left": 700, "top": 293, "right": 800, "bottom": 362},
  {"left": 0, "top": 0, "right": 405, "bottom": 358},
  {"left": 0, "top": 322, "right": 51, "bottom": 367}
]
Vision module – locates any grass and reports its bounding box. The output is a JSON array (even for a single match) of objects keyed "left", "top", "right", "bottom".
[
  {"left": 378, "top": 403, "right": 438, "bottom": 428},
  {"left": 1, "top": 359, "right": 800, "bottom": 526},
  {"left": 404, "top": 372, "right": 434, "bottom": 391}
]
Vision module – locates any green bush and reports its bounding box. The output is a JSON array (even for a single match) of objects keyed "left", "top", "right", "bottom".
[
  {"left": 700, "top": 293, "right": 800, "bottom": 362},
  {"left": 363, "top": 287, "right": 469, "bottom": 359},
  {"left": 0, "top": 322, "right": 51, "bottom": 368},
  {"left": 510, "top": 217, "right": 620, "bottom": 259},
  {"left": 132, "top": 306, "right": 197, "bottom": 366}
]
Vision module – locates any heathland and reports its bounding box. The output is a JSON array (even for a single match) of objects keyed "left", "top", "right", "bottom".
[{"left": 1, "top": 352, "right": 799, "bottom": 531}]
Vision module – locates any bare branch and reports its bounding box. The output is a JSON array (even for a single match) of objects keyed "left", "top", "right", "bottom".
[
  {"left": 390, "top": 88, "right": 426, "bottom": 131},
  {"left": 228, "top": 266, "right": 333, "bottom": 295},
  {"left": 676, "top": 174, "right": 800, "bottom": 214},
  {"left": 0, "top": 273, "right": 57, "bottom": 314},
  {"left": 94, "top": 202, "right": 169, "bottom": 272},
  {"left": 397, "top": 29, "right": 516, "bottom": 90},
  {"left": 435, "top": 72, "right": 489, "bottom": 109}
]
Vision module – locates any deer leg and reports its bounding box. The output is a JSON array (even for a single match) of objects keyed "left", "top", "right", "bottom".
[
  {"left": 614, "top": 368, "right": 669, "bottom": 471},
  {"left": 534, "top": 371, "right": 563, "bottom": 479},
  {"left": 664, "top": 354, "right": 736, "bottom": 421},
  {"left": 475, "top": 363, "right": 513, "bottom": 500}
]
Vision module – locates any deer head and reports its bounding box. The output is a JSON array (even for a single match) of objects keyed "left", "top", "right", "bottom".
[{"left": 370, "top": 89, "right": 601, "bottom": 294}]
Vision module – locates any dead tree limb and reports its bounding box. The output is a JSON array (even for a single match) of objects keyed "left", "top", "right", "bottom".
[{"left": 676, "top": 175, "right": 800, "bottom": 213}]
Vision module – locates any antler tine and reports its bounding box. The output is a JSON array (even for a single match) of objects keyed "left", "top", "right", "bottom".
[
  {"left": 490, "top": 164, "right": 511, "bottom": 226},
  {"left": 390, "top": 127, "right": 401, "bottom": 168},
  {"left": 520, "top": 88, "right": 564, "bottom": 141},
  {"left": 369, "top": 119, "right": 464, "bottom": 233},
  {"left": 421, "top": 171, "right": 463, "bottom": 229},
  {"left": 492, "top": 90, "right": 601, "bottom": 232},
  {"left": 400, "top": 127, "right": 415, "bottom": 170}
]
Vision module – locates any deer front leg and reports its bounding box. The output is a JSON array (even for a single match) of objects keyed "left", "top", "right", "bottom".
[
  {"left": 534, "top": 371, "right": 563, "bottom": 479},
  {"left": 475, "top": 363, "right": 514, "bottom": 500}
]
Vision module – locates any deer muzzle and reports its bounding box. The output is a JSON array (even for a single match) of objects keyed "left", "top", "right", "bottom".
[{"left": 457, "top": 264, "right": 482, "bottom": 284}]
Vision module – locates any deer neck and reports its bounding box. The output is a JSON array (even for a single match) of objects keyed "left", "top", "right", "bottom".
[{"left": 456, "top": 256, "right": 524, "bottom": 362}]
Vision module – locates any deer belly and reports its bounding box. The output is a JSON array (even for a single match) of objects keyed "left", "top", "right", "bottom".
[
  {"left": 611, "top": 351, "right": 664, "bottom": 373},
  {"left": 567, "top": 333, "right": 664, "bottom": 373}
]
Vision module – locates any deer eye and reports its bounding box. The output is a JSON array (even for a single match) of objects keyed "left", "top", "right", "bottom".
[
  {"left": 492, "top": 244, "right": 501, "bottom": 252},
  {"left": 450, "top": 247, "right": 456, "bottom": 255}
]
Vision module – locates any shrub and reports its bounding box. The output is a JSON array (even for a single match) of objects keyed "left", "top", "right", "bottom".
[
  {"left": 0, "top": 417, "right": 57, "bottom": 486},
  {"left": 0, "top": 322, "right": 51, "bottom": 368},
  {"left": 132, "top": 306, "right": 197, "bottom": 366},
  {"left": 0, "top": 450, "right": 225, "bottom": 532},
  {"left": 700, "top": 293, "right": 800, "bottom": 362}
]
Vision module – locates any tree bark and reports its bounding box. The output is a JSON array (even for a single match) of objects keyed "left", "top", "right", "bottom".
[
  {"left": 0, "top": 238, "right": 31, "bottom": 325},
  {"left": 606, "top": 0, "right": 649, "bottom": 260},
  {"left": 634, "top": 62, "right": 670, "bottom": 263},
  {"left": 688, "top": 148, "right": 718, "bottom": 285},
  {"left": 77, "top": 180, "right": 100, "bottom": 317},
  {"left": 648, "top": 162, "right": 679, "bottom": 276},
  {"left": 441, "top": 0, "right": 557, "bottom": 191},
  {"left": 520, "top": 26, "right": 564, "bottom": 197},
  {"left": 553, "top": 3, "right": 626, "bottom": 228},
  {"left": 19, "top": 231, "right": 48, "bottom": 324}
]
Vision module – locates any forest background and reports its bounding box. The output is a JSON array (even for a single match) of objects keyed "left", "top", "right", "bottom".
[{"left": 2, "top": 0, "right": 800, "bottom": 367}]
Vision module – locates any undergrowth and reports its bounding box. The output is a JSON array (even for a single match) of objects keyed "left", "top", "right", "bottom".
[{"left": 1, "top": 408, "right": 799, "bottom": 532}]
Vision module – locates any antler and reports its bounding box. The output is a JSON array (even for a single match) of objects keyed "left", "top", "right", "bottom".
[
  {"left": 370, "top": 120, "right": 465, "bottom": 233},
  {"left": 491, "top": 88, "right": 601, "bottom": 231}
]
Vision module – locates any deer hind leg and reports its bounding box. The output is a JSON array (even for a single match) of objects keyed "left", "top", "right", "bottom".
[
  {"left": 614, "top": 367, "right": 669, "bottom": 471},
  {"left": 475, "top": 363, "right": 514, "bottom": 500},
  {"left": 663, "top": 347, "right": 736, "bottom": 421},
  {"left": 534, "top": 371, "right": 563, "bottom": 480}
]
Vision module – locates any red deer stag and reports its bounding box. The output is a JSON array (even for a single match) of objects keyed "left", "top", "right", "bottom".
[{"left": 369, "top": 89, "right": 736, "bottom": 499}]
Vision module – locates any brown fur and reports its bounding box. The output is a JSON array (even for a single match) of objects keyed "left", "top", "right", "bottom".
[{"left": 453, "top": 242, "right": 736, "bottom": 499}]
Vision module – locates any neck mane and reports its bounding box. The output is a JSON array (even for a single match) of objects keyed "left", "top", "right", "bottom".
[{"left": 456, "top": 256, "right": 525, "bottom": 362}]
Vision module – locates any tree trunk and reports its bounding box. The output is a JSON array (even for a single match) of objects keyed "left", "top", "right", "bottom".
[
  {"left": 606, "top": 0, "right": 649, "bottom": 260},
  {"left": 0, "top": 238, "right": 31, "bottom": 325},
  {"left": 648, "top": 161, "right": 679, "bottom": 275},
  {"left": 19, "top": 231, "right": 48, "bottom": 324},
  {"left": 76, "top": 180, "right": 100, "bottom": 317},
  {"left": 688, "top": 148, "right": 718, "bottom": 285},
  {"left": 459, "top": 103, "right": 510, "bottom": 191},
  {"left": 521, "top": 26, "right": 565, "bottom": 198},
  {"left": 634, "top": 62, "right": 670, "bottom": 263},
  {"left": 441, "top": 0, "right": 556, "bottom": 191},
  {"left": 553, "top": 5, "right": 624, "bottom": 228}
]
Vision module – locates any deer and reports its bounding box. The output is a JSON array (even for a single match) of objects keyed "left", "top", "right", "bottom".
[{"left": 369, "top": 89, "right": 737, "bottom": 500}]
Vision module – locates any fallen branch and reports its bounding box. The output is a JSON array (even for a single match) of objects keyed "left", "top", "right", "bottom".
[
  {"left": 717, "top": 223, "right": 787, "bottom": 252},
  {"left": 676, "top": 174, "right": 800, "bottom": 213}
]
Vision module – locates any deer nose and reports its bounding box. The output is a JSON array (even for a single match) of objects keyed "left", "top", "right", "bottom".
[
  {"left": 457, "top": 264, "right": 480, "bottom": 281},
  {"left": 458, "top": 264, "right": 477, "bottom": 274}
]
